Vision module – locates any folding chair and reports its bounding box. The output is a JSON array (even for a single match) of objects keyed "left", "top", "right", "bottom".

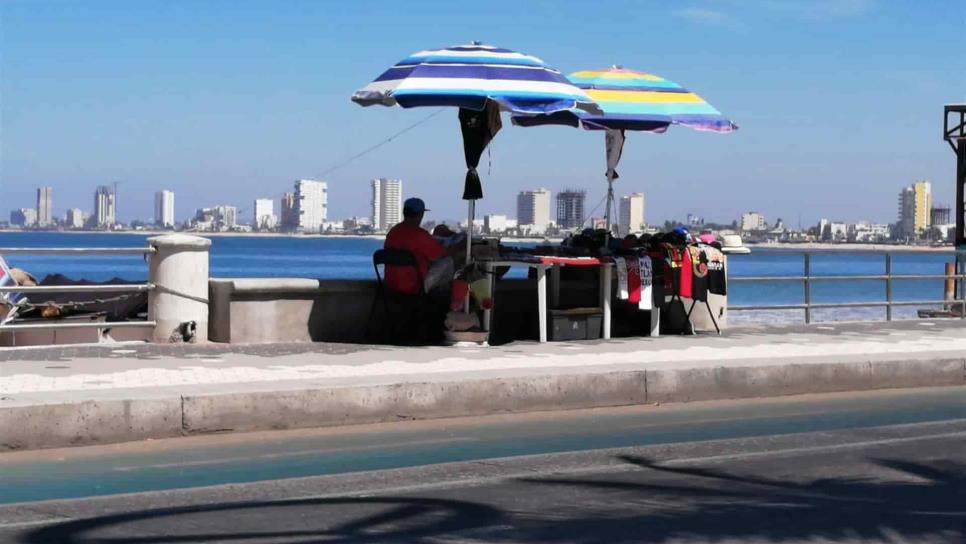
[{"left": 366, "top": 249, "right": 429, "bottom": 344}]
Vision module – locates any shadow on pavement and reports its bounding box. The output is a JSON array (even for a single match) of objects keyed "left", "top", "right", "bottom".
[
  {"left": 23, "top": 497, "right": 505, "bottom": 544},
  {"left": 22, "top": 457, "right": 966, "bottom": 543}
]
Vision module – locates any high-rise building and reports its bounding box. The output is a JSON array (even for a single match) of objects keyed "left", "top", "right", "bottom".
[
  {"left": 516, "top": 188, "right": 551, "bottom": 228},
  {"left": 619, "top": 193, "right": 646, "bottom": 235},
  {"left": 484, "top": 214, "right": 517, "bottom": 234},
  {"left": 10, "top": 208, "right": 37, "bottom": 227},
  {"left": 371, "top": 178, "right": 402, "bottom": 232},
  {"left": 192, "top": 206, "right": 236, "bottom": 231},
  {"left": 294, "top": 179, "right": 327, "bottom": 232},
  {"left": 931, "top": 205, "right": 952, "bottom": 226},
  {"left": 280, "top": 192, "right": 297, "bottom": 231},
  {"left": 94, "top": 185, "right": 116, "bottom": 228},
  {"left": 898, "top": 180, "right": 932, "bottom": 237},
  {"left": 253, "top": 198, "right": 276, "bottom": 230},
  {"left": 36, "top": 186, "right": 53, "bottom": 227},
  {"left": 556, "top": 190, "right": 586, "bottom": 230},
  {"left": 740, "top": 212, "right": 767, "bottom": 232},
  {"left": 65, "top": 208, "right": 85, "bottom": 229},
  {"left": 154, "top": 190, "right": 175, "bottom": 228},
  {"left": 215, "top": 205, "right": 237, "bottom": 230}
]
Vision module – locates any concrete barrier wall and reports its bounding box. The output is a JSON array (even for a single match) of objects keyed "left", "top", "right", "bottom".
[
  {"left": 209, "top": 279, "right": 378, "bottom": 343},
  {"left": 208, "top": 278, "right": 552, "bottom": 344},
  {"left": 208, "top": 273, "right": 728, "bottom": 345}
]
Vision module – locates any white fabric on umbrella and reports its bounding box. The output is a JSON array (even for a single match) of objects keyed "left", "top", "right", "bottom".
[{"left": 605, "top": 129, "right": 625, "bottom": 182}]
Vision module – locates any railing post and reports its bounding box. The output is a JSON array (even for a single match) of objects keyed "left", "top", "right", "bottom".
[
  {"left": 944, "top": 262, "right": 956, "bottom": 310},
  {"left": 885, "top": 253, "right": 893, "bottom": 321},
  {"left": 803, "top": 253, "right": 811, "bottom": 324},
  {"left": 960, "top": 252, "right": 966, "bottom": 319},
  {"left": 147, "top": 234, "right": 211, "bottom": 343}
]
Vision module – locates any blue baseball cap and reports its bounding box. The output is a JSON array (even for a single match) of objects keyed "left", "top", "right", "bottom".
[{"left": 403, "top": 197, "right": 429, "bottom": 215}]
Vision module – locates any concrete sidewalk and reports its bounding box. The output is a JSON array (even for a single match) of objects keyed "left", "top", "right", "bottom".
[{"left": 2, "top": 320, "right": 965, "bottom": 451}]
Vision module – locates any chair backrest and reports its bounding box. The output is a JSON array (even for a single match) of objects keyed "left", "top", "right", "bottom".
[
  {"left": 374, "top": 248, "right": 418, "bottom": 268},
  {"left": 372, "top": 248, "right": 424, "bottom": 294}
]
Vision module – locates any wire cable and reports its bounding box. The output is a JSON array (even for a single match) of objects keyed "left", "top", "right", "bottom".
[
  {"left": 316, "top": 108, "right": 447, "bottom": 178},
  {"left": 582, "top": 193, "right": 607, "bottom": 227}
]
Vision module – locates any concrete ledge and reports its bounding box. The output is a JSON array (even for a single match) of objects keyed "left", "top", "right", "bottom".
[
  {"left": 181, "top": 371, "right": 648, "bottom": 433},
  {"left": 3, "top": 357, "right": 963, "bottom": 451},
  {"left": 4, "top": 319, "right": 966, "bottom": 451},
  {"left": 0, "top": 398, "right": 182, "bottom": 451},
  {"left": 645, "top": 358, "right": 966, "bottom": 404}
]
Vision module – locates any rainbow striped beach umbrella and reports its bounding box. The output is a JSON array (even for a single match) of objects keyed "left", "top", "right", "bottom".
[
  {"left": 514, "top": 66, "right": 737, "bottom": 229},
  {"left": 570, "top": 66, "right": 736, "bottom": 132}
]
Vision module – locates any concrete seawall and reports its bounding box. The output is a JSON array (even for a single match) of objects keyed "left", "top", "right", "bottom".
[{"left": 2, "top": 320, "right": 965, "bottom": 451}]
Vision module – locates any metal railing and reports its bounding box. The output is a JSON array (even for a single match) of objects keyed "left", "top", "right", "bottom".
[
  {"left": 728, "top": 251, "right": 966, "bottom": 323},
  {"left": 0, "top": 246, "right": 157, "bottom": 337}
]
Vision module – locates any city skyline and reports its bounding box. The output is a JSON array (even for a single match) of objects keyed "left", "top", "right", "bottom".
[
  {"left": 5, "top": 177, "right": 947, "bottom": 237},
  {"left": 2, "top": 2, "right": 962, "bottom": 226}
]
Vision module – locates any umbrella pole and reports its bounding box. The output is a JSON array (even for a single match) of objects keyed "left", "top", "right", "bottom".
[
  {"left": 605, "top": 179, "right": 615, "bottom": 235},
  {"left": 466, "top": 199, "right": 475, "bottom": 267},
  {"left": 464, "top": 199, "right": 475, "bottom": 313}
]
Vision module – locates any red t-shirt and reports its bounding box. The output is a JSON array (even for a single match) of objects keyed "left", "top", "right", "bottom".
[{"left": 384, "top": 222, "right": 445, "bottom": 294}]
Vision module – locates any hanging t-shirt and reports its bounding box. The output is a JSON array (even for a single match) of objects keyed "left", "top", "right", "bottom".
[
  {"left": 690, "top": 246, "right": 709, "bottom": 303},
  {"left": 679, "top": 246, "right": 694, "bottom": 299},
  {"left": 626, "top": 257, "right": 642, "bottom": 304},
  {"left": 638, "top": 255, "right": 653, "bottom": 310},
  {"left": 615, "top": 257, "right": 630, "bottom": 300},
  {"left": 704, "top": 246, "right": 727, "bottom": 295}
]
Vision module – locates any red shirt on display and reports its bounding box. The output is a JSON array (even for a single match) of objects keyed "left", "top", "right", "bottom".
[{"left": 384, "top": 222, "right": 445, "bottom": 295}]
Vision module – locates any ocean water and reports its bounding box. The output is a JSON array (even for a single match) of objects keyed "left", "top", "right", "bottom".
[{"left": 0, "top": 232, "right": 957, "bottom": 325}]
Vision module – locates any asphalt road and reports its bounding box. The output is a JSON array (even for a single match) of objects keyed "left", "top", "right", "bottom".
[{"left": 1, "top": 386, "right": 965, "bottom": 543}]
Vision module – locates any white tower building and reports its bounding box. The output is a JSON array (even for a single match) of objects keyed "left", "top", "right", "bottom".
[
  {"left": 294, "top": 179, "right": 327, "bottom": 232},
  {"left": 253, "top": 198, "right": 277, "bottom": 230},
  {"left": 371, "top": 178, "right": 402, "bottom": 232},
  {"left": 619, "top": 193, "right": 645, "bottom": 235},
  {"left": 94, "top": 185, "right": 116, "bottom": 227},
  {"left": 154, "top": 190, "right": 175, "bottom": 228},
  {"left": 36, "top": 186, "right": 53, "bottom": 227},
  {"left": 516, "top": 188, "right": 551, "bottom": 229}
]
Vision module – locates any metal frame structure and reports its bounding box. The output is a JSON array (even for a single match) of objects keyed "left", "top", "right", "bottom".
[
  {"left": 0, "top": 246, "right": 156, "bottom": 340},
  {"left": 729, "top": 250, "right": 966, "bottom": 323},
  {"left": 944, "top": 104, "right": 966, "bottom": 302},
  {"left": 944, "top": 104, "right": 966, "bottom": 248}
]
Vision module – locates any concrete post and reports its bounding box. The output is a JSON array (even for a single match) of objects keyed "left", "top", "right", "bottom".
[{"left": 147, "top": 234, "right": 211, "bottom": 343}]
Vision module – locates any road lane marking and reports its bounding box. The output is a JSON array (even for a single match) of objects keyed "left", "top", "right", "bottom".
[
  {"left": 0, "top": 517, "right": 73, "bottom": 529},
  {"left": 111, "top": 436, "right": 481, "bottom": 472}
]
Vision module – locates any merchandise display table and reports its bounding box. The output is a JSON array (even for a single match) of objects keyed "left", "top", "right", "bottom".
[{"left": 480, "top": 257, "right": 613, "bottom": 343}]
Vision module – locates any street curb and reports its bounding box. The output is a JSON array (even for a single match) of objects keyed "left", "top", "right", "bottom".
[
  {"left": 2, "top": 357, "right": 964, "bottom": 451},
  {"left": 0, "top": 398, "right": 182, "bottom": 451}
]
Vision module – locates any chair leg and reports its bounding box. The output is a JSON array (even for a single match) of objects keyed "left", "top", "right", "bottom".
[{"left": 365, "top": 293, "right": 379, "bottom": 342}]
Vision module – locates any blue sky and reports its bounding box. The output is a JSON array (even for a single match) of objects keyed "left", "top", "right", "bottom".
[{"left": 2, "top": 0, "right": 964, "bottom": 227}]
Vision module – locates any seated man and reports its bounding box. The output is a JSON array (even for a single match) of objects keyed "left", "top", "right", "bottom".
[{"left": 384, "top": 198, "right": 461, "bottom": 295}]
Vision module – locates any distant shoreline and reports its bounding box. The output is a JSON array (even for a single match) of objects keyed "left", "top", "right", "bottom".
[
  {"left": 1, "top": 230, "right": 958, "bottom": 252},
  {"left": 0, "top": 229, "right": 388, "bottom": 240},
  {"left": 0, "top": 229, "right": 559, "bottom": 243},
  {"left": 750, "top": 242, "right": 957, "bottom": 253}
]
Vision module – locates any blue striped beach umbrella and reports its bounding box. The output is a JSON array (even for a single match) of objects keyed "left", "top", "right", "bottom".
[
  {"left": 353, "top": 43, "right": 599, "bottom": 259},
  {"left": 352, "top": 43, "right": 599, "bottom": 117}
]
